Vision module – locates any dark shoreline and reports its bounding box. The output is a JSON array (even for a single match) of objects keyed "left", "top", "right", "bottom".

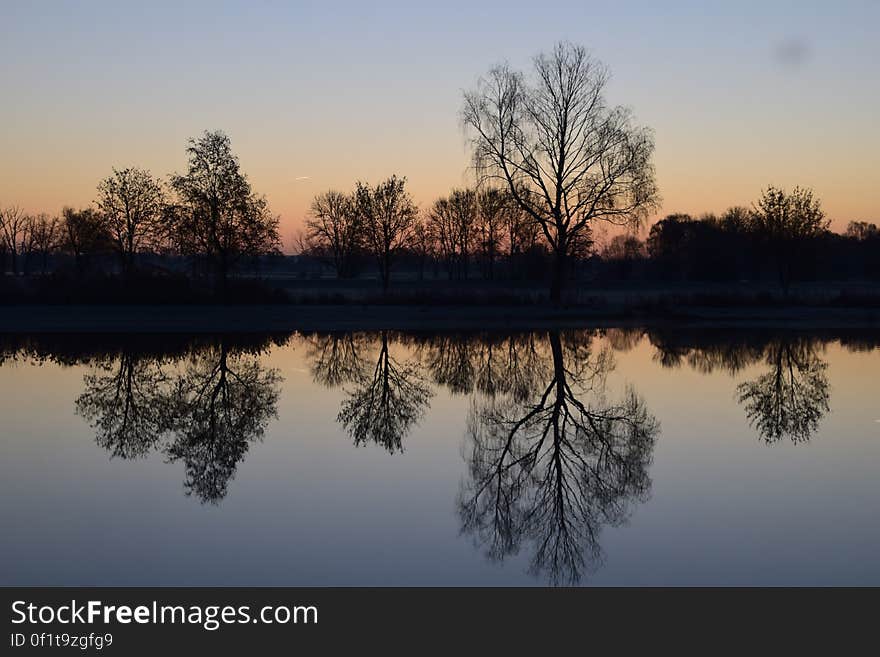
[{"left": 1, "top": 304, "right": 879, "bottom": 333}]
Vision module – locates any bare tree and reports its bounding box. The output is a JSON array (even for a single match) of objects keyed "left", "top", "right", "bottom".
[
  {"left": 61, "top": 207, "right": 109, "bottom": 274},
  {"left": 427, "top": 188, "right": 478, "bottom": 280},
  {"left": 845, "top": 221, "right": 879, "bottom": 241},
  {"left": 462, "top": 42, "right": 658, "bottom": 301},
  {"left": 95, "top": 167, "right": 165, "bottom": 274},
  {"left": 19, "top": 214, "right": 40, "bottom": 275},
  {"left": 502, "top": 192, "right": 540, "bottom": 261},
  {"left": 410, "top": 215, "right": 435, "bottom": 280},
  {"left": 475, "top": 187, "right": 509, "bottom": 279},
  {"left": 355, "top": 175, "right": 418, "bottom": 291},
  {"left": 303, "top": 190, "right": 362, "bottom": 278},
  {"left": 428, "top": 196, "right": 458, "bottom": 280},
  {"left": 30, "top": 214, "right": 61, "bottom": 274},
  {"left": 0, "top": 206, "right": 28, "bottom": 275},
  {"left": 168, "top": 130, "right": 281, "bottom": 292}
]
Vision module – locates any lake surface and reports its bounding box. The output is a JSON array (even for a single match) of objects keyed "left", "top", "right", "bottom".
[{"left": 1, "top": 327, "right": 878, "bottom": 586}]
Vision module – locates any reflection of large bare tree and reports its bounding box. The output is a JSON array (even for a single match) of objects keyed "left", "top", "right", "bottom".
[
  {"left": 737, "top": 340, "right": 830, "bottom": 444},
  {"left": 76, "top": 352, "right": 172, "bottom": 458},
  {"left": 459, "top": 331, "right": 658, "bottom": 585},
  {"left": 75, "top": 339, "right": 281, "bottom": 504},
  {"left": 337, "top": 332, "right": 432, "bottom": 453}
]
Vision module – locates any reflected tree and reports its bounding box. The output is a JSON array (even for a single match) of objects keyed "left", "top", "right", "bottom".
[
  {"left": 416, "top": 333, "right": 549, "bottom": 402},
  {"left": 306, "top": 333, "right": 369, "bottom": 388},
  {"left": 75, "top": 352, "right": 172, "bottom": 459},
  {"left": 164, "top": 341, "right": 281, "bottom": 503},
  {"left": 337, "top": 332, "right": 432, "bottom": 453},
  {"left": 737, "top": 339, "right": 830, "bottom": 444},
  {"left": 459, "top": 330, "right": 658, "bottom": 585}
]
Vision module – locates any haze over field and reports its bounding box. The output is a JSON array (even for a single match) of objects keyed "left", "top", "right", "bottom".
[{"left": 1, "top": 0, "right": 878, "bottom": 250}]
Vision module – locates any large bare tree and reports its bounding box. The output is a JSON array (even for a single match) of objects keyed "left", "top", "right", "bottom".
[
  {"left": 462, "top": 42, "right": 658, "bottom": 301},
  {"left": 95, "top": 167, "right": 165, "bottom": 273}
]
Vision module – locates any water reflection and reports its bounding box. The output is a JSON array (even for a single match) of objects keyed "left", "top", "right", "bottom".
[
  {"left": 415, "top": 333, "right": 549, "bottom": 401},
  {"left": 2, "top": 328, "right": 879, "bottom": 584},
  {"left": 76, "top": 351, "right": 172, "bottom": 459},
  {"left": 647, "top": 329, "right": 834, "bottom": 444},
  {"left": 736, "top": 339, "right": 830, "bottom": 444},
  {"left": 308, "top": 332, "right": 433, "bottom": 453},
  {"left": 337, "top": 332, "right": 432, "bottom": 453},
  {"left": 162, "top": 342, "right": 281, "bottom": 503},
  {"left": 71, "top": 336, "right": 283, "bottom": 504},
  {"left": 458, "top": 331, "right": 658, "bottom": 585}
]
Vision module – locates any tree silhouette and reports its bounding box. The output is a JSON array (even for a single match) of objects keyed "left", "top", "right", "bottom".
[
  {"left": 74, "top": 338, "right": 282, "bottom": 504},
  {"left": 27, "top": 213, "right": 61, "bottom": 274},
  {"left": 463, "top": 42, "right": 658, "bottom": 301},
  {"left": 61, "top": 206, "right": 111, "bottom": 275},
  {"left": 168, "top": 130, "right": 280, "bottom": 292},
  {"left": 302, "top": 190, "right": 362, "bottom": 278},
  {"left": 475, "top": 188, "right": 508, "bottom": 280},
  {"left": 427, "top": 188, "right": 478, "bottom": 280},
  {"left": 0, "top": 206, "right": 27, "bottom": 275},
  {"left": 306, "top": 332, "right": 370, "bottom": 388},
  {"left": 648, "top": 329, "right": 766, "bottom": 375},
  {"left": 164, "top": 341, "right": 281, "bottom": 503},
  {"left": 75, "top": 352, "right": 173, "bottom": 459},
  {"left": 459, "top": 331, "right": 658, "bottom": 585},
  {"left": 354, "top": 175, "right": 418, "bottom": 291},
  {"left": 337, "top": 332, "right": 432, "bottom": 453},
  {"left": 95, "top": 167, "right": 166, "bottom": 274},
  {"left": 737, "top": 339, "right": 830, "bottom": 444},
  {"left": 751, "top": 186, "right": 829, "bottom": 295},
  {"left": 415, "top": 333, "right": 549, "bottom": 401}
]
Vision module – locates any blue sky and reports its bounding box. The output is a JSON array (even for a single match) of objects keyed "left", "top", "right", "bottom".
[{"left": 2, "top": 0, "right": 878, "bottom": 242}]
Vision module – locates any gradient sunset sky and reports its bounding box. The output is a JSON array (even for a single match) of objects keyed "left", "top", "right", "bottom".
[{"left": 2, "top": 0, "right": 877, "bottom": 248}]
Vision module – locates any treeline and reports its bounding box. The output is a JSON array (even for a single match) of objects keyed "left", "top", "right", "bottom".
[
  {"left": 600, "top": 188, "right": 879, "bottom": 291},
  {"left": 1, "top": 130, "right": 280, "bottom": 296},
  {"left": 299, "top": 182, "right": 879, "bottom": 294},
  {"left": 298, "top": 183, "right": 552, "bottom": 286}
]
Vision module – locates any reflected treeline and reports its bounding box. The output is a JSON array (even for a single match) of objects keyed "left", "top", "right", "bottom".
[
  {"left": 307, "top": 329, "right": 659, "bottom": 584},
  {"left": 636, "top": 327, "right": 867, "bottom": 444},
  {"left": 412, "top": 332, "right": 550, "bottom": 402},
  {"left": 1, "top": 334, "right": 285, "bottom": 504},
  {"left": 3, "top": 327, "right": 879, "bottom": 582}
]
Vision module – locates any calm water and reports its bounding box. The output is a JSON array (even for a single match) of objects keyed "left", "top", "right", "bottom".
[{"left": 1, "top": 328, "right": 878, "bottom": 586}]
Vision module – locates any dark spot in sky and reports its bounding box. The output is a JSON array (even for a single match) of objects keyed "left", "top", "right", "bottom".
[{"left": 773, "top": 38, "right": 812, "bottom": 69}]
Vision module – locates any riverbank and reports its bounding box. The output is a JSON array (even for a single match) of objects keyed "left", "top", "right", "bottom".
[{"left": 1, "top": 303, "right": 879, "bottom": 333}]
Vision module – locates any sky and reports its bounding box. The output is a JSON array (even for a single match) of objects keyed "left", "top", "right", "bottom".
[{"left": 1, "top": 0, "right": 878, "bottom": 249}]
